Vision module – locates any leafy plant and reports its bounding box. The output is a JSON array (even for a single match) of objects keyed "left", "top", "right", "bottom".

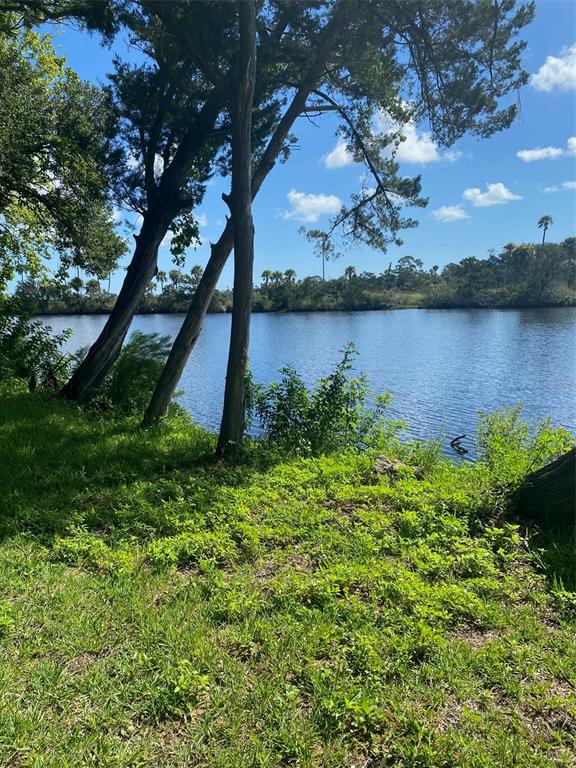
[
  {"left": 476, "top": 405, "right": 573, "bottom": 490},
  {"left": 0, "top": 298, "right": 72, "bottom": 390},
  {"left": 96, "top": 331, "right": 172, "bottom": 415},
  {"left": 250, "top": 344, "right": 395, "bottom": 455}
]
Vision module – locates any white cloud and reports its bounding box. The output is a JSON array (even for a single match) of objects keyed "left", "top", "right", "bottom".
[
  {"left": 281, "top": 189, "right": 342, "bottom": 223},
  {"left": 431, "top": 205, "right": 471, "bottom": 223},
  {"left": 531, "top": 43, "right": 576, "bottom": 92},
  {"left": 463, "top": 182, "right": 522, "bottom": 207},
  {"left": 517, "top": 137, "right": 576, "bottom": 162},
  {"left": 517, "top": 146, "right": 564, "bottom": 162},
  {"left": 324, "top": 138, "right": 354, "bottom": 169},
  {"left": 374, "top": 110, "right": 462, "bottom": 165},
  {"left": 544, "top": 180, "right": 576, "bottom": 193},
  {"left": 196, "top": 212, "right": 208, "bottom": 227},
  {"left": 396, "top": 122, "right": 439, "bottom": 163}
]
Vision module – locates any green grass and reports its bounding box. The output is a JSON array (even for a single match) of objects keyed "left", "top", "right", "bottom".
[{"left": 0, "top": 387, "right": 574, "bottom": 767}]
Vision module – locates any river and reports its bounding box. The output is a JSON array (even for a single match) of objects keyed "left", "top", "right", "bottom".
[{"left": 39, "top": 307, "right": 576, "bottom": 452}]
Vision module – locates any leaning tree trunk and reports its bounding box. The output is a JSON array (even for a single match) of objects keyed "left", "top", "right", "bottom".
[
  {"left": 216, "top": 1, "right": 257, "bottom": 456},
  {"left": 60, "top": 95, "right": 223, "bottom": 404},
  {"left": 60, "top": 212, "right": 171, "bottom": 403},
  {"left": 141, "top": 220, "right": 233, "bottom": 427},
  {"left": 512, "top": 448, "right": 576, "bottom": 529},
  {"left": 141, "top": 2, "right": 349, "bottom": 428}
]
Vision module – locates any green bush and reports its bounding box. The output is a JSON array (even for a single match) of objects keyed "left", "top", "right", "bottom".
[
  {"left": 0, "top": 298, "right": 72, "bottom": 390},
  {"left": 85, "top": 330, "right": 172, "bottom": 414},
  {"left": 476, "top": 405, "right": 573, "bottom": 490},
  {"left": 250, "top": 344, "right": 396, "bottom": 455}
]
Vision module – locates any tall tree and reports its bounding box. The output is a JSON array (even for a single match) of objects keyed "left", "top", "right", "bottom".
[
  {"left": 0, "top": 13, "right": 125, "bottom": 295},
  {"left": 216, "top": 1, "right": 257, "bottom": 455},
  {"left": 143, "top": 0, "right": 533, "bottom": 430},
  {"left": 142, "top": 0, "right": 352, "bottom": 427},
  {"left": 59, "top": 0, "right": 300, "bottom": 403},
  {"left": 538, "top": 215, "right": 553, "bottom": 246}
]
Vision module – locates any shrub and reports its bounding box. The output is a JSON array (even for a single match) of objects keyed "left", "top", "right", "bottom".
[
  {"left": 0, "top": 298, "right": 72, "bottom": 390},
  {"left": 249, "top": 344, "right": 395, "bottom": 455},
  {"left": 476, "top": 405, "right": 574, "bottom": 490},
  {"left": 85, "top": 330, "right": 172, "bottom": 414}
]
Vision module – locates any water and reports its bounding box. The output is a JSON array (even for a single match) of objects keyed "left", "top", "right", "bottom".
[{"left": 39, "top": 308, "right": 576, "bottom": 451}]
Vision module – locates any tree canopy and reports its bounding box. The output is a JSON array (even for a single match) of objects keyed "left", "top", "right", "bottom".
[{"left": 0, "top": 12, "right": 125, "bottom": 293}]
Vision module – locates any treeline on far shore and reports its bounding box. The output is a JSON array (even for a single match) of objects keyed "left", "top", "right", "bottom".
[{"left": 17, "top": 238, "right": 576, "bottom": 316}]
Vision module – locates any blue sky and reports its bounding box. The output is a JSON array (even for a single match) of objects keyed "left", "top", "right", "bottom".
[{"left": 48, "top": 0, "right": 576, "bottom": 291}]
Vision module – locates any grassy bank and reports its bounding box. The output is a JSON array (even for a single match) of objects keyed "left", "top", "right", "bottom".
[{"left": 0, "top": 388, "right": 574, "bottom": 767}]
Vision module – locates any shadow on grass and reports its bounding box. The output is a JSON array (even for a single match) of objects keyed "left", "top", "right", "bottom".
[
  {"left": 529, "top": 526, "right": 576, "bottom": 592},
  {"left": 0, "top": 391, "right": 277, "bottom": 543}
]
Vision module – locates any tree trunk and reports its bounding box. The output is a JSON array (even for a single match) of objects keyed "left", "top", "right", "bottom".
[
  {"left": 216, "top": 1, "right": 257, "bottom": 456},
  {"left": 141, "top": 3, "right": 349, "bottom": 428},
  {"left": 142, "top": 221, "right": 233, "bottom": 427},
  {"left": 512, "top": 448, "right": 575, "bottom": 529},
  {"left": 60, "top": 212, "right": 171, "bottom": 402},
  {"left": 60, "top": 95, "right": 223, "bottom": 404}
]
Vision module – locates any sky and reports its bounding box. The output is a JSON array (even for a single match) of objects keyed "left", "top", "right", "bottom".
[{"left": 47, "top": 0, "right": 576, "bottom": 291}]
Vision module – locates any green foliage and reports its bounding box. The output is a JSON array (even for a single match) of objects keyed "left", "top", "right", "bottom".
[
  {"left": 0, "top": 298, "right": 72, "bottom": 389},
  {"left": 94, "top": 331, "right": 172, "bottom": 415},
  {"left": 476, "top": 405, "right": 574, "bottom": 491},
  {"left": 0, "top": 20, "right": 125, "bottom": 292},
  {"left": 0, "top": 391, "right": 574, "bottom": 765},
  {"left": 251, "top": 344, "right": 395, "bottom": 455}
]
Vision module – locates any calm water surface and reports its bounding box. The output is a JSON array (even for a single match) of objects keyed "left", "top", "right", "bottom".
[{"left": 40, "top": 308, "right": 576, "bottom": 451}]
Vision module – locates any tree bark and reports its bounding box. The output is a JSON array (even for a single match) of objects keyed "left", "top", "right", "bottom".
[
  {"left": 141, "top": 220, "right": 233, "bottom": 427},
  {"left": 216, "top": 1, "right": 257, "bottom": 456},
  {"left": 142, "top": 2, "right": 349, "bottom": 428},
  {"left": 512, "top": 448, "right": 576, "bottom": 530},
  {"left": 60, "top": 211, "right": 171, "bottom": 402},
  {"left": 60, "top": 94, "right": 223, "bottom": 403}
]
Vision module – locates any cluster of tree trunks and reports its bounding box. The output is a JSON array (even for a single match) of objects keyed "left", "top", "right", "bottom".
[{"left": 45, "top": 0, "right": 536, "bottom": 455}]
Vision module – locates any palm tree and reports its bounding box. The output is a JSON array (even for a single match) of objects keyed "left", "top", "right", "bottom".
[
  {"left": 169, "top": 269, "right": 183, "bottom": 289},
  {"left": 344, "top": 265, "right": 356, "bottom": 281},
  {"left": 69, "top": 276, "right": 83, "bottom": 294},
  {"left": 538, "top": 215, "right": 553, "bottom": 246},
  {"left": 261, "top": 269, "right": 272, "bottom": 297},
  {"left": 284, "top": 269, "right": 296, "bottom": 283},
  {"left": 156, "top": 270, "right": 167, "bottom": 293}
]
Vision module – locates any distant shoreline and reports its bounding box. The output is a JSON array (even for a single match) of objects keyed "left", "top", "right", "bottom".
[{"left": 32, "top": 301, "right": 576, "bottom": 317}]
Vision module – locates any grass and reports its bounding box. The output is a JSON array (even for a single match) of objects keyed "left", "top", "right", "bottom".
[{"left": 0, "top": 386, "right": 575, "bottom": 767}]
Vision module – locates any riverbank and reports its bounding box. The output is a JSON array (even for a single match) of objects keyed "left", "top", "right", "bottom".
[
  {"left": 1, "top": 387, "right": 574, "bottom": 766},
  {"left": 31, "top": 295, "right": 576, "bottom": 316}
]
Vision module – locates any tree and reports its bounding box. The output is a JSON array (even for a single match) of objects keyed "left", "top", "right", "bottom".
[
  {"left": 58, "top": 0, "right": 307, "bottom": 404},
  {"left": 284, "top": 269, "right": 296, "bottom": 283},
  {"left": 216, "top": 0, "right": 257, "bottom": 455},
  {"left": 344, "top": 266, "right": 356, "bottom": 281},
  {"left": 69, "top": 276, "right": 83, "bottom": 294},
  {"left": 538, "top": 215, "right": 553, "bottom": 246},
  {"left": 143, "top": 0, "right": 533, "bottom": 429},
  {"left": 0, "top": 13, "right": 125, "bottom": 296},
  {"left": 261, "top": 269, "right": 272, "bottom": 296},
  {"left": 156, "top": 270, "right": 167, "bottom": 293}
]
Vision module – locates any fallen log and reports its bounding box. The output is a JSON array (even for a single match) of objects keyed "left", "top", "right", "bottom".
[{"left": 512, "top": 448, "right": 576, "bottom": 529}]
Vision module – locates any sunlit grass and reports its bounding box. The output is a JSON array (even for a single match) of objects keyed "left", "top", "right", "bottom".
[{"left": 0, "top": 388, "right": 574, "bottom": 766}]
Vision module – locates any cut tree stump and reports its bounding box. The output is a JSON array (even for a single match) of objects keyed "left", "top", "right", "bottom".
[{"left": 512, "top": 448, "right": 576, "bottom": 530}]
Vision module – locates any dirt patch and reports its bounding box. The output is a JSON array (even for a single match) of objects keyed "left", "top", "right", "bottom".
[
  {"left": 66, "top": 648, "right": 110, "bottom": 675},
  {"left": 449, "top": 627, "right": 502, "bottom": 650}
]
